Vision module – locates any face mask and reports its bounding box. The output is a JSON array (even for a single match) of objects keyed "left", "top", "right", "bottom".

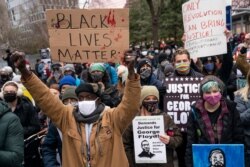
[
  {"left": 91, "top": 73, "right": 104, "bottom": 82},
  {"left": 175, "top": 62, "right": 190, "bottom": 74},
  {"left": 204, "top": 63, "right": 215, "bottom": 72},
  {"left": 141, "top": 51, "right": 148, "bottom": 56},
  {"left": 165, "top": 49, "right": 171, "bottom": 56},
  {"left": 203, "top": 92, "right": 222, "bottom": 105},
  {"left": 142, "top": 100, "right": 158, "bottom": 113},
  {"left": 140, "top": 68, "right": 151, "bottom": 79},
  {"left": 4, "top": 93, "right": 17, "bottom": 102},
  {"left": 78, "top": 98, "right": 98, "bottom": 116}
]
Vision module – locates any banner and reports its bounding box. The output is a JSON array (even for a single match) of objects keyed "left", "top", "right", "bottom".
[
  {"left": 192, "top": 144, "right": 244, "bottom": 167},
  {"left": 46, "top": 9, "right": 129, "bottom": 63},
  {"left": 132, "top": 116, "right": 167, "bottom": 164},
  {"left": 182, "top": 0, "right": 227, "bottom": 58},
  {"left": 164, "top": 77, "right": 203, "bottom": 132}
]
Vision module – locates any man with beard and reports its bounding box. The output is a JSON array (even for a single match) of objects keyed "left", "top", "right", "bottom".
[{"left": 209, "top": 149, "right": 225, "bottom": 167}]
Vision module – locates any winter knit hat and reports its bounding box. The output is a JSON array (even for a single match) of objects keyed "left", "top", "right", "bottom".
[
  {"left": 89, "top": 63, "right": 106, "bottom": 73},
  {"left": 63, "top": 64, "right": 75, "bottom": 73},
  {"left": 59, "top": 75, "right": 76, "bottom": 89},
  {"left": 140, "top": 86, "right": 159, "bottom": 105},
  {"left": 158, "top": 53, "right": 168, "bottom": 64},
  {"left": 137, "top": 58, "right": 152, "bottom": 73},
  {"left": 164, "top": 64, "right": 174, "bottom": 74},
  {"left": 199, "top": 75, "right": 225, "bottom": 96},
  {"left": 75, "top": 83, "right": 104, "bottom": 97},
  {"left": 62, "top": 87, "right": 78, "bottom": 101}
]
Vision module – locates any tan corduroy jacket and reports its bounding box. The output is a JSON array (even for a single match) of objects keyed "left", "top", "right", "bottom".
[{"left": 22, "top": 73, "right": 141, "bottom": 167}]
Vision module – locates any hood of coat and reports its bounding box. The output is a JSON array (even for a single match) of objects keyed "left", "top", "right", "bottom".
[{"left": 0, "top": 101, "right": 11, "bottom": 118}]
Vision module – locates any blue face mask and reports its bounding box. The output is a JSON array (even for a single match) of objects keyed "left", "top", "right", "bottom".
[{"left": 204, "top": 63, "right": 214, "bottom": 72}]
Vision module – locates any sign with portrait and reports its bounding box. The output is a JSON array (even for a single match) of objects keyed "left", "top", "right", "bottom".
[
  {"left": 164, "top": 77, "right": 203, "bottom": 132},
  {"left": 46, "top": 9, "right": 129, "bottom": 63},
  {"left": 192, "top": 144, "right": 244, "bottom": 167},
  {"left": 182, "top": 0, "right": 227, "bottom": 58},
  {"left": 132, "top": 116, "right": 167, "bottom": 163}
]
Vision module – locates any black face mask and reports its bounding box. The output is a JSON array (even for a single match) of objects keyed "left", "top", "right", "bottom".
[
  {"left": 4, "top": 93, "right": 17, "bottom": 102},
  {"left": 91, "top": 73, "right": 104, "bottom": 82},
  {"left": 142, "top": 100, "right": 158, "bottom": 113}
]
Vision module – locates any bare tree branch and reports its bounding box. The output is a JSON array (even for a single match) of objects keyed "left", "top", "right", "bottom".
[{"left": 146, "top": 0, "right": 155, "bottom": 16}]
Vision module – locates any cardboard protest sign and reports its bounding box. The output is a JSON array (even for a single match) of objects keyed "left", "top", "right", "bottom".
[
  {"left": 46, "top": 9, "right": 129, "bottom": 63},
  {"left": 132, "top": 116, "right": 167, "bottom": 164},
  {"left": 164, "top": 77, "right": 203, "bottom": 132},
  {"left": 182, "top": 0, "right": 227, "bottom": 58},
  {"left": 192, "top": 144, "right": 244, "bottom": 167}
]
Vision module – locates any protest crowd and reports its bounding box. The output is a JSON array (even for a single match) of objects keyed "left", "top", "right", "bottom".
[
  {"left": 0, "top": 30, "right": 249, "bottom": 167},
  {"left": 1, "top": 4, "right": 250, "bottom": 167}
]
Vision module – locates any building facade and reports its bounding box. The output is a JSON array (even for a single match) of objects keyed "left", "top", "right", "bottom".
[
  {"left": 5, "top": 0, "right": 79, "bottom": 29},
  {"left": 232, "top": 0, "right": 250, "bottom": 33}
]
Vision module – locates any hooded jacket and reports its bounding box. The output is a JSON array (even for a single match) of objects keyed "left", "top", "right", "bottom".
[
  {"left": 22, "top": 73, "right": 141, "bottom": 167},
  {"left": 0, "top": 101, "right": 24, "bottom": 167}
]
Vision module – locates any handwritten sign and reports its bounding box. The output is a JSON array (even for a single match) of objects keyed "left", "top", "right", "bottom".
[
  {"left": 132, "top": 116, "right": 167, "bottom": 164},
  {"left": 46, "top": 9, "right": 129, "bottom": 63},
  {"left": 182, "top": 0, "right": 227, "bottom": 58},
  {"left": 164, "top": 77, "right": 203, "bottom": 132}
]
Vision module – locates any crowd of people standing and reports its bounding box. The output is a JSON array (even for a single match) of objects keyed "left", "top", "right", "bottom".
[{"left": 0, "top": 31, "right": 250, "bottom": 167}]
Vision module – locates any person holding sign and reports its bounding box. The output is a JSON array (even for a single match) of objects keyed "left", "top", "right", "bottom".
[
  {"left": 169, "top": 48, "right": 203, "bottom": 167},
  {"left": 185, "top": 75, "right": 244, "bottom": 167},
  {"left": 11, "top": 51, "right": 141, "bottom": 167},
  {"left": 123, "top": 86, "right": 182, "bottom": 167}
]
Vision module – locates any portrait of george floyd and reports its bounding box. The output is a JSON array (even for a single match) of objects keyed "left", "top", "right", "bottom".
[{"left": 138, "top": 140, "right": 155, "bottom": 158}]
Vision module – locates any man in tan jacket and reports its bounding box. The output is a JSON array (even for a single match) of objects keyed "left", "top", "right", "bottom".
[{"left": 11, "top": 51, "right": 141, "bottom": 167}]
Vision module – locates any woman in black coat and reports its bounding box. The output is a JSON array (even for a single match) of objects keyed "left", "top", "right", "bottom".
[{"left": 185, "top": 76, "right": 244, "bottom": 167}]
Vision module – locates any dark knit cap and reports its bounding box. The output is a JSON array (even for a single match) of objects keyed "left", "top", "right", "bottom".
[
  {"left": 137, "top": 58, "right": 152, "bottom": 73},
  {"left": 75, "top": 83, "right": 99, "bottom": 96},
  {"left": 62, "top": 87, "right": 78, "bottom": 101},
  {"left": 199, "top": 75, "right": 225, "bottom": 95},
  {"left": 201, "top": 56, "right": 216, "bottom": 64},
  {"left": 164, "top": 64, "right": 174, "bottom": 74},
  {"left": 59, "top": 75, "right": 76, "bottom": 89},
  {"left": 158, "top": 53, "right": 168, "bottom": 64}
]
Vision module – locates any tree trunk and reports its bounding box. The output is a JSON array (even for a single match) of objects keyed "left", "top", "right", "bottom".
[
  {"left": 146, "top": 0, "right": 164, "bottom": 48},
  {"left": 152, "top": 16, "right": 159, "bottom": 48}
]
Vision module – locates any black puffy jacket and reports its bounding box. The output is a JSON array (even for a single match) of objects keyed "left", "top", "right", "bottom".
[{"left": 13, "top": 96, "right": 40, "bottom": 138}]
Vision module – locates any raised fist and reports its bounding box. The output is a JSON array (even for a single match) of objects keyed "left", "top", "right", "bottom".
[{"left": 11, "top": 51, "right": 26, "bottom": 71}]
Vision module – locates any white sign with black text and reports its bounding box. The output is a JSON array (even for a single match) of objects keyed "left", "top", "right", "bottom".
[{"left": 132, "top": 116, "right": 167, "bottom": 164}]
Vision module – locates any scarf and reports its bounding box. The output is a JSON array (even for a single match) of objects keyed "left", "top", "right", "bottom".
[
  {"left": 195, "top": 99, "right": 229, "bottom": 144},
  {"left": 73, "top": 103, "right": 105, "bottom": 124}
]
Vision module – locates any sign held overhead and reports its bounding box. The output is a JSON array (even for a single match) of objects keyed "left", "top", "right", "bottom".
[{"left": 46, "top": 9, "right": 129, "bottom": 63}]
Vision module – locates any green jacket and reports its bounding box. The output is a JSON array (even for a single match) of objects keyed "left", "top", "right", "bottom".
[{"left": 0, "top": 101, "right": 24, "bottom": 167}]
